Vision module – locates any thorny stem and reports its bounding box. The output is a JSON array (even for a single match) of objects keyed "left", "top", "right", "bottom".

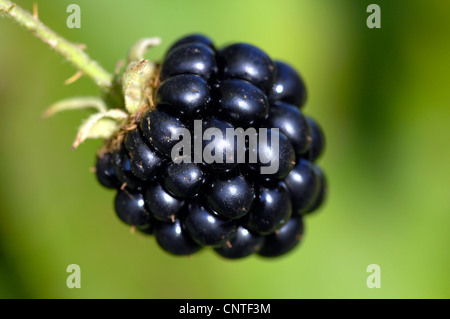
[{"left": 0, "top": 0, "right": 114, "bottom": 90}]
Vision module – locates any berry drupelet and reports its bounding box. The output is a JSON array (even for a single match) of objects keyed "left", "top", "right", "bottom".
[{"left": 95, "top": 33, "right": 327, "bottom": 259}]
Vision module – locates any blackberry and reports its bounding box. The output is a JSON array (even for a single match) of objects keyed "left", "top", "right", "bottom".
[{"left": 86, "top": 34, "right": 328, "bottom": 258}]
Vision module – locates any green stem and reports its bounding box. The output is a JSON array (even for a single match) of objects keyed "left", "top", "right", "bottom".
[{"left": 0, "top": 0, "right": 113, "bottom": 90}]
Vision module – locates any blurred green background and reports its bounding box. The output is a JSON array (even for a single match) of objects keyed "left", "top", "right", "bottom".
[{"left": 0, "top": 0, "right": 449, "bottom": 299}]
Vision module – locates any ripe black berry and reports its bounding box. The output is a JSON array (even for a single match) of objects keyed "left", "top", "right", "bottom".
[
  {"left": 206, "top": 173, "right": 255, "bottom": 219},
  {"left": 155, "top": 219, "right": 202, "bottom": 256},
  {"left": 219, "top": 43, "right": 275, "bottom": 92},
  {"left": 156, "top": 74, "right": 211, "bottom": 119},
  {"left": 258, "top": 215, "right": 304, "bottom": 258},
  {"left": 162, "top": 162, "right": 207, "bottom": 199},
  {"left": 270, "top": 61, "right": 307, "bottom": 107},
  {"left": 214, "top": 226, "right": 263, "bottom": 259},
  {"left": 161, "top": 43, "right": 217, "bottom": 81},
  {"left": 144, "top": 183, "right": 185, "bottom": 222},
  {"left": 183, "top": 202, "right": 237, "bottom": 247},
  {"left": 90, "top": 34, "right": 327, "bottom": 259},
  {"left": 218, "top": 79, "right": 269, "bottom": 127},
  {"left": 246, "top": 182, "right": 292, "bottom": 235}
]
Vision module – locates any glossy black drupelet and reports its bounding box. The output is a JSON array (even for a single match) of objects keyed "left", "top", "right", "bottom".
[
  {"left": 284, "top": 159, "right": 321, "bottom": 214},
  {"left": 198, "top": 118, "right": 240, "bottom": 172},
  {"left": 302, "top": 116, "right": 326, "bottom": 162},
  {"left": 155, "top": 219, "right": 202, "bottom": 256},
  {"left": 140, "top": 109, "right": 188, "bottom": 158},
  {"left": 304, "top": 164, "right": 327, "bottom": 214},
  {"left": 217, "top": 79, "right": 269, "bottom": 127},
  {"left": 219, "top": 43, "right": 275, "bottom": 92},
  {"left": 248, "top": 129, "right": 296, "bottom": 180},
  {"left": 155, "top": 74, "right": 211, "bottom": 119},
  {"left": 246, "top": 182, "right": 292, "bottom": 235},
  {"left": 269, "top": 61, "right": 307, "bottom": 107},
  {"left": 258, "top": 214, "right": 304, "bottom": 257},
  {"left": 114, "top": 188, "right": 152, "bottom": 228},
  {"left": 214, "top": 226, "right": 263, "bottom": 259},
  {"left": 144, "top": 183, "right": 185, "bottom": 222},
  {"left": 183, "top": 202, "right": 237, "bottom": 247},
  {"left": 96, "top": 152, "right": 121, "bottom": 189},
  {"left": 206, "top": 173, "right": 255, "bottom": 219},
  {"left": 112, "top": 146, "right": 142, "bottom": 190},
  {"left": 163, "top": 162, "right": 207, "bottom": 199},
  {"left": 125, "top": 129, "right": 164, "bottom": 181},
  {"left": 161, "top": 43, "right": 217, "bottom": 81},
  {"left": 265, "top": 102, "right": 311, "bottom": 157},
  {"left": 95, "top": 33, "right": 327, "bottom": 259}
]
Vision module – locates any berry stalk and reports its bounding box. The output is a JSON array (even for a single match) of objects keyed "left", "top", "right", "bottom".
[{"left": 0, "top": 0, "right": 113, "bottom": 90}]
